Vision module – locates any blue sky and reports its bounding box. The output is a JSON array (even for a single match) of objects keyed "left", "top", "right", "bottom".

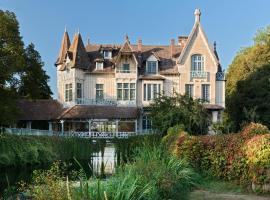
[{"left": 1, "top": 0, "right": 270, "bottom": 97}]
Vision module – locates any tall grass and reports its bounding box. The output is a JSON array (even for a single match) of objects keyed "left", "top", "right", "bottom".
[{"left": 23, "top": 143, "right": 198, "bottom": 200}]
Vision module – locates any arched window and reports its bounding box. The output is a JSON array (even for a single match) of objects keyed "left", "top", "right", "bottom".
[{"left": 191, "top": 54, "right": 204, "bottom": 71}]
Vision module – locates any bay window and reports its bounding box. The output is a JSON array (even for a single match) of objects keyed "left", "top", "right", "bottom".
[
  {"left": 117, "top": 83, "right": 136, "bottom": 101},
  {"left": 143, "top": 83, "right": 161, "bottom": 101}
]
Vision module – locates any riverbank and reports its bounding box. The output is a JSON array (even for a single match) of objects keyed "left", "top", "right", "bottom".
[{"left": 0, "top": 134, "right": 102, "bottom": 167}]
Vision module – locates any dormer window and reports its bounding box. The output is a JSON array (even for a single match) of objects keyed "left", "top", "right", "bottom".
[
  {"left": 146, "top": 61, "right": 157, "bottom": 74},
  {"left": 96, "top": 62, "right": 103, "bottom": 70},
  {"left": 103, "top": 50, "right": 112, "bottom": 59},
  {"left": 191, "top": 54, "right": 204, "bottom": 71}
]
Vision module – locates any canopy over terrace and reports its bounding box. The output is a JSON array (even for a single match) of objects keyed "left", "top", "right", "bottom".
[
  {"left": 15, "top": 100, "right": 139, "bottom": 135},
  {"left": 58, "top": 105, "right": 139, "bottom": 134}
]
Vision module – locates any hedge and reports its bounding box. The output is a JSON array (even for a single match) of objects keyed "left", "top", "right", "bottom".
[{"left": 175, "top": 123, "right": 270, "bottom": 193}]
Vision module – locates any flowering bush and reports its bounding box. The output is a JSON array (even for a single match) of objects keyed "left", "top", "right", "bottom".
[{"left": 175, "top": 123, "right": 270, "bottom": 193}]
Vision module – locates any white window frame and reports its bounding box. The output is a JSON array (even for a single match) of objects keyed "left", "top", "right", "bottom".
[
  {"left": 201, "top": 84, "right": 210, "bottom": 102},
  {"left": 142, "top": 115, "right": 152, "bottom": 131},
  {"left": 146, "top": 61, "right": 158, "bottom": 74},
  {"left": 96, "top": 62, "right": 103, "bottom": 70},
  {"left": 65, "top": 83, "right": 73, "bottom": 102},
  {"left": 76, "top": 83, "right": 82, "bottom": 99},
  {"left": 185, "top": 84, "right": 194, "bottom": 98},
  {"left": 96, "top": 84, "right": 104, "bottom": 100},
  {"left": 103, "top": 51, "right": 112, "bottom": 59},
  {"left": 191, "top": 54, "right": 204, "bottom": 71},
  {"left": 143, "top": 83, "right": 161, "bottom": 101},
  {"left": 117, "top": 83, "right": 136, "bottom": 101}
]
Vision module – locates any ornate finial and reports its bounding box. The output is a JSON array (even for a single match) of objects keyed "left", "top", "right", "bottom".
[
  {"left": 78, "top": 28, "right": 80, "bottom": 34},
  {"left": 87, "top": 36, "right": 90, "bottom": 45},
  {"left": 214, "top": 41, "right": 217, "bottom": 51},
  {"left": 194, "top": 8, "right": 201, "bottom": 23},
  {"left": 125, "top": 34, "right": 129, "bottom": 41},
  {"left": 64, "top": 26, "right": 67, "bottom": 32}
]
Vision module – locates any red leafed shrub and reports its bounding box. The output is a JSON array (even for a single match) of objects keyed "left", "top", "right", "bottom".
[{"left": 175, "top": 123, "right": 270, "bottom": 193}]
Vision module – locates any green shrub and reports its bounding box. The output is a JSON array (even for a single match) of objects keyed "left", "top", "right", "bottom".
[{"left": 176, "top": 123, "right": 270, "bottom": 193}]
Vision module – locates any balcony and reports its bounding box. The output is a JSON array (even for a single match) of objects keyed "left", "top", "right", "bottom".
[
  {"left": 190, "top": 71, "right": 210, "bottom": 81},
  {"left": 75, "top": 98, "right": 136, "bottom": 106},
  {"left": 116, "top": 69, "right": 136, "bottom": 73},
  {"left": 76, "top": 98, "right": 117, "bottom": 106}
]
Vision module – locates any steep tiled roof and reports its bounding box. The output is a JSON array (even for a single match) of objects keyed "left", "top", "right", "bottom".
[
  {"left": 17, "top": 99, "right": 64, "bottom": 121},
  {"left": 59, "top": 105, "right": 139, "bottom": 119},
  {"left": 56, "top": 32, "right": 184, "bottom": 75},
  {"left": 55, "top": 31, "right": 70, "bottom": 66},
  {"left": 67, "top": 33, "right": 91, "bottom": 70}
]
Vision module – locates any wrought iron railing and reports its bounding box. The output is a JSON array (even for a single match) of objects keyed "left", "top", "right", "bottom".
[
  {"left": 3, "top": 128, "right": 155, "bottom": 139},
  {"left": 190, "top": 71, "right": 209, "bottom": 79},
  {"left": 76, "top": 98, "right": 117, "bottom": 106},
  {"left": 116, "top": 69, "right": 136, "bottom": 73}
]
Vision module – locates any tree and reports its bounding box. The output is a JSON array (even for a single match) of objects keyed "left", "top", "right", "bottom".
[
  {"left": 0, "top": 10, "right": 25, "bottom": 125},
  {"left": 150, "top": 93, "right": 210, "bottom": 135},
  {"left": 226, "top": 24, "right": 270, "bottom": 130},
  {"left": 227, "top": 64, "right": 270, "bottom": 129},
  {"left": 19, "top": 43, "right": 52, "bottom": 99}
]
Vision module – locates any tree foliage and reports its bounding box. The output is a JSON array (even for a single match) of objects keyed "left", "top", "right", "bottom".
[
  {"left": 0, "top": 10, "right": 52, "bottom": 125},
  {"left": 19, "top": 43, "right": 52, "bottom": 99},
  {"left": 0, "top": 10, "right": 25, "bottom": 125},
  {"left": 226, "top": 24, "right": 270, "bottom": 130},
  {"left": 150, "top": 94, "right": 210, "bottom": 135}
]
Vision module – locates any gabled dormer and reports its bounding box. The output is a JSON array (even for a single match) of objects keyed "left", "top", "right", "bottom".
[
  {"left": 145, "top": 53, "right": 160, "bottom": 75},
  {"left": 115, "top": 35, "right": 138, "bottom": 74}
]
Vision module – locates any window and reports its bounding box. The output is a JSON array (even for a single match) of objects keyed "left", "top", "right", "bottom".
[
  {"left": 117, "top": 83, "right": 136, "bottom": 101},
  {"left": 142, "top": 116, "right": 152, "bottom": 131},
  {"left": 185, "top": 84, "right": 194, "bottom": 98},
  {"left": 65, "top": 83, "right": 73, "bottom": 102},
  {"left": 103, "top": 51, "right": 112, "bottom": 59},
  {"left": 191, "top": 54, "right": 204, "bottom": 71},
  {"left": 143, "top": 83, "right": 161, "bottom": 101},
  {"left": 96, "top": 62, "right": 103, "bottom": 70},
  {"left": 96, "top": 84, "right": 104, "bottom": 100},
  {"left": 77, "top": 83, "right": 82, "bottom": 99},
  {"left": 123, "top": 64, "right": 130, "bottom": 73},
  {"left": 202, "top": 84, "right": 210, "bottom": 102},
  {"left": 146, "top": 61, "right": 157, "bottom": 74}
]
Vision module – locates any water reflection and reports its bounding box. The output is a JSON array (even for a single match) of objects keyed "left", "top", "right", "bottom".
[
  {"left": 92, "top": 143, "right": 116, "bottom": 176},
  {"left": 0, "top": 142, "right": 118, "bottom": 194}
]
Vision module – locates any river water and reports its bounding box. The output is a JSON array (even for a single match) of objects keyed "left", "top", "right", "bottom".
[{"left": 0, "top": 143, "right": 117, "bottom": 194}]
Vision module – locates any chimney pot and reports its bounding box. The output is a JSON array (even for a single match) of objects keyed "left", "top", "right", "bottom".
[
  {"left": 138, "top": 38, "right": 142, "bottom": 52},
  {"left": 178, "top": 36, "right": 188, "bottom": 47},
  {"left": 170, "top": 39, "right": 175, "bottom": 58}
]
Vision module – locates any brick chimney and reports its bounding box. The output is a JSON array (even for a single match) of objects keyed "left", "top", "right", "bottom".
[
  {"left": 137, "top": 38, "right": 142, "bottom": 52},
  {"left": 170, "top": 39, "right": 175, "bottom": 58},
  {"left": 178, "top": 36, "right": 188, "bottom": 47}
]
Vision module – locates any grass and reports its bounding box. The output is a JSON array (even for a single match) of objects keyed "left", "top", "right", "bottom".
[
  {"left": 197, "top": 176, "right": 244, "bottom": 194},
  {"left": 17, "top": 143, "right": 198, "bottom": 200}
]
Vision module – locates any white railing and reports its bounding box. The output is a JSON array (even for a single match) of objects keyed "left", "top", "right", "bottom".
[
  {"left": 3, "top": 128, "right": 153, "bottom": 139},
  {"left": 75, "top": 98, "right": 137, "bottom": 106},
  {"left": 190, "top": 71, "right": 209, "bottom": 79},
  {"left": 76, "top": 98, "right": 117, "bottom": 106},
  {"left": 116, "top": 69, "right": 136, "bottom": 73}
]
